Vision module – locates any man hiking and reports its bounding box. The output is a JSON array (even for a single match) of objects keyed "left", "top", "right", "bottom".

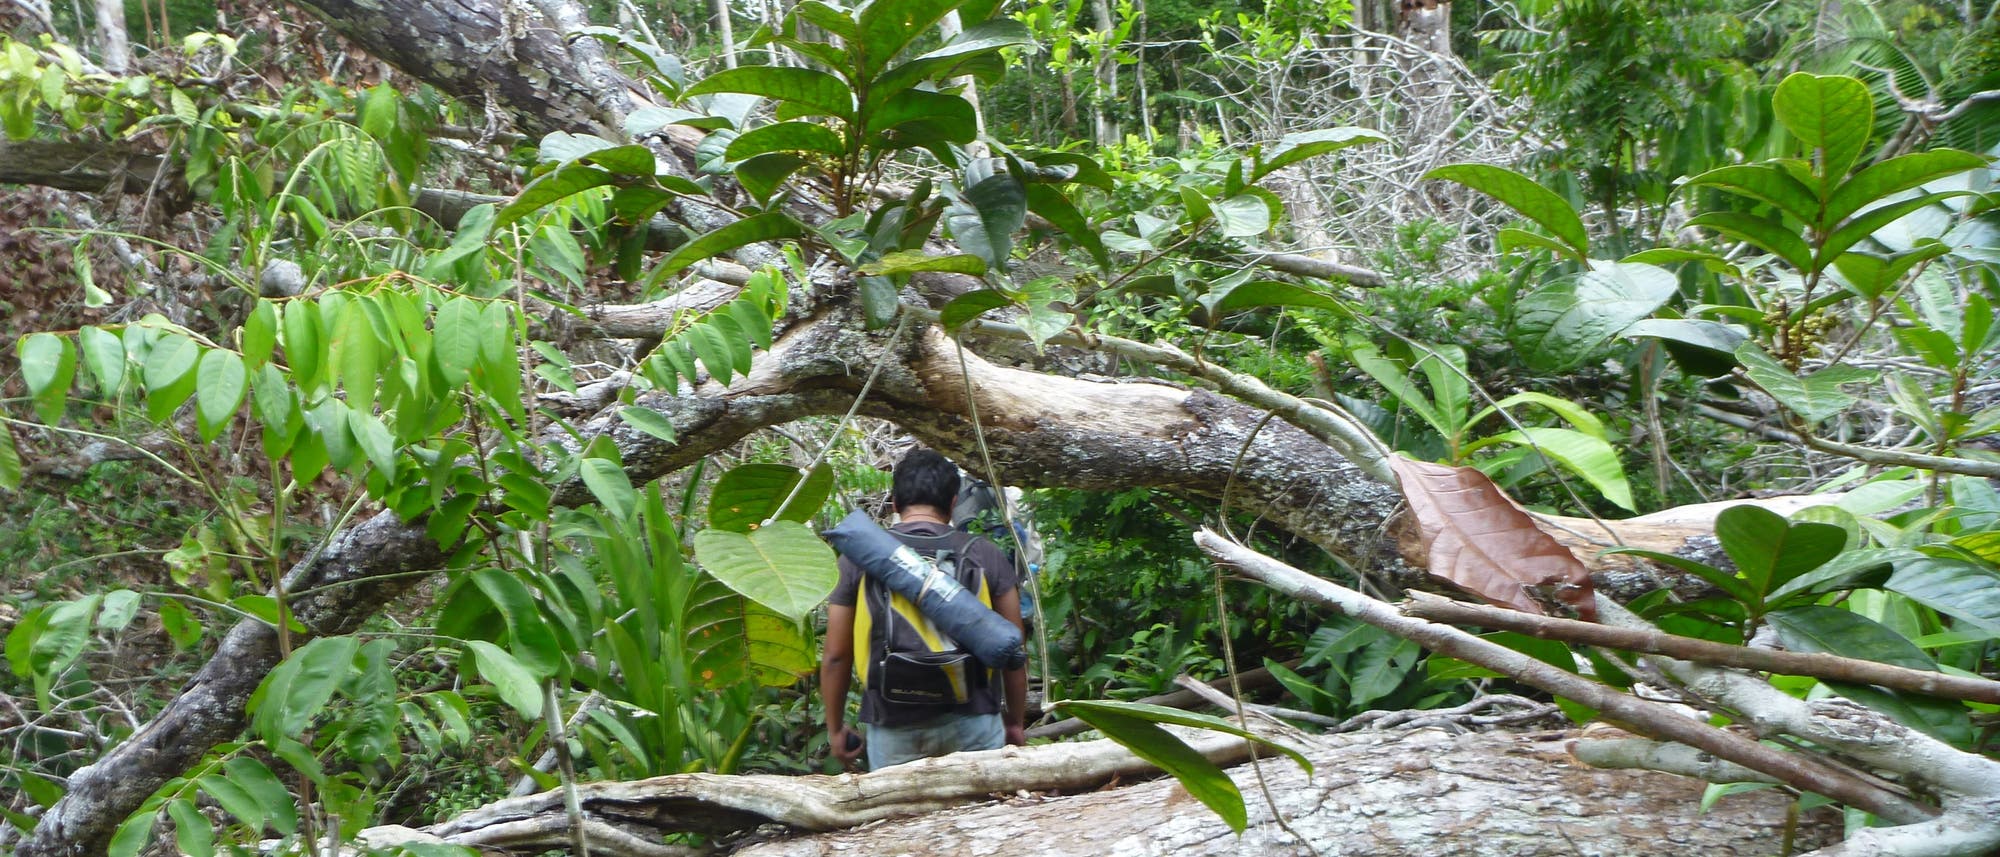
[{"left": 821, "top": 448, "right": 1030, "bottom": 770}]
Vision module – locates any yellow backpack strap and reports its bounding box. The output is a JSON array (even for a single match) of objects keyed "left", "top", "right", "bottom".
[{"left": 853, "top": 577, "right": 874, "bottom": 686}]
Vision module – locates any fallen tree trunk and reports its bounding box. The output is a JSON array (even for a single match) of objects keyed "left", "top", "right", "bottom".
[
  {"left": 344, "top": 727, "right": 1839, "bottom": 856},
  {"left": 729, "top": 728, "right": 1839, "bottom": 856}
]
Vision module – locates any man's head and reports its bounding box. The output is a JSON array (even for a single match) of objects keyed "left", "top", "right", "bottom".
[{"left": 892, "top": 447, "right": 960, "bottom": 514}]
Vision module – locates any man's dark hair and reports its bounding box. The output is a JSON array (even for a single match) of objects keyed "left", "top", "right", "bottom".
[{"left": 892, "top": 448, "right": 960, "bottom": 512}]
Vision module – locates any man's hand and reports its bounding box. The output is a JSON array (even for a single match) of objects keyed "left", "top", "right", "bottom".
[
  {"left": 1005, "top": 721, "right": 1026, "bottom": 747},
  {"left": 830, "top": 726, "right": 864, "bottom": 771}
]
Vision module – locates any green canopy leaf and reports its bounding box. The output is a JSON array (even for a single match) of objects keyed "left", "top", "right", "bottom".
[
  {"left": 1252, "top": 127, "right": 1389, "bottom": 183},
  {"left": 1425, "top": 164, "right": 1588, "bottom": 259},
  {"left": 1772, "top": 73, "right": 1873, "bottom": 181},
  {"left": 685, "top": 66, "right": 855, "bottom": 121},
  {"left": 708, "top": 463, "right": 835, "bottom": 532},
  {"left": 1513, "top": 262, "right": 1678, "bottom": 371}
]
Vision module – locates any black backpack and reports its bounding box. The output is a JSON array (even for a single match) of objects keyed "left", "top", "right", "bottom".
[{"left": 860, "top": 529, "right": 992, "bottom": 706}]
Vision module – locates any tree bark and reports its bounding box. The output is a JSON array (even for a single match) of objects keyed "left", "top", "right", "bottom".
[{"left": 730, "top": 728, "right": 1837, "bottom": 856}]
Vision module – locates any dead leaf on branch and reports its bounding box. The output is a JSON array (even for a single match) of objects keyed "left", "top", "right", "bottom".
[{"left": 1389, "top": 455, "right": 1597, "bottom": 620}]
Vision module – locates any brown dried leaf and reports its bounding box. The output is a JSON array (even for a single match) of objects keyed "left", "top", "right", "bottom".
[{"left": 1390, "top": 455, "right": 1596, "bottom": 620}]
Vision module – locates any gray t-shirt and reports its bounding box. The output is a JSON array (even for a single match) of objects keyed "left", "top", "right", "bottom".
[{"left": 829, "top": 521, "right": 1018, "bottom": 727}]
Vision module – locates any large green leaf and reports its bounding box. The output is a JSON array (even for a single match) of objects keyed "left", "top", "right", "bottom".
[
  {"left": 495, "top": 165, "right": 617, "bottom": 227},
  {"left": 1211, "top": 193, "right": 1272, "bottom": 238},
  {"left": 685, "top": 67, "right": 854, "bottom": 121},
  {"left": 1472, "top": 427, "right": 1635, "bottom": 511},
  {"left": 1767, "top": 605, "right": 1970, "bottom": 745},
  {"left": 19, "top": 333, "right": 75, "bottom": 424},
  {"left": 1199, "top": 279, "right": 1346, "bottom": 320},
  {"left": 1824, "top": 149, "right": 1987, "bottom": 226},
  {"left": 78, "top": 325, "right": 126, "bottom": 395},
  {"left": 1252, "top": 127, "right": 1389, "bottom": 183},
  {"left": 194, "top": 349, "right": 246, "bottom": 442},
  {"left": 1024, "top": 183, "right": 1107, "bottom": 269},
  {"left": 142, "top": 333, "right": 200, "bottom": 422},
  {"left": 1886, "top": 557, "right": 2000, "bottom": 639},
  {"left": 1714, "top": 505, "right": 1846, "bottom": 598},
  {"left": 939, "top": 289, "right": 1017, "bottom": 331},
  {"left": 944, "top": 165, "right": 1027, "bottom": 271},
  {"left": 250, "top": 635, "right": 360, "bottom": 741},
  {"left": 1687, "top": 212, "right": 1812, "bottom": 272},
  {"left": 463, "top": 639, "right": 547, "bottom": 718},
  {"left": 1819, "top": 193, "right": 1968, "bottom": 264},
  {"left": 1512, "top": 262, "right": 1678, "bottom": 371},
  {"left": 1685, "top": 164, "right": 1823, "bottom": 225},
  {"left": 691, "top": 521, "right": 839, "bottom": 622},
  {"left": 470, "top": 569, "right": 566, "bottom": 678},
  {"left": 432, "top": 296, "right": 483, "bottom": 388},
  {"left": 0, "top": 427, "right": 19, "bottom": 492},
  {"left": 1736, "top": 344, "right": 1876, "bottom": 424},
  {"left": 854, "top": 0, "right": 963, "bottom": 77},
  {"left": 581, "top": 458, "right": 638, "bottom": 521},
  {"left": 708, "top": 462, "right": 834, "bottom": 532},
  {"left": 867, "top": 89, "right": 978, "bottom": 142},
  {"left": 725, "top": 121, "right": 846, "bottom": 160},
  {"left": 870, "top": 19, "right": 1032, "bottom": 102},
  {"left": 735, "top": 152, "right": 812, "bottom": 204},
  {"left": 1771, "top": 73, "right": 1873, "bottom": 182},
  {"left": 686, "top": 576, "right": 817, "bottom": 688},
  {"left": 1424, "top": 164, "right": 1588, "bottom": 259},
  {"left": 651, "top": 213, "right": 805, "bottom": 282}
]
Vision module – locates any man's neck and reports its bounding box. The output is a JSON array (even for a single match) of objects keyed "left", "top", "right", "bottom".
[{"left": 897, "top": 505, "right": 949, "bottom": 526}]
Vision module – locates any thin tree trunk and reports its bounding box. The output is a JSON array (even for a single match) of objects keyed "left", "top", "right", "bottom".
[
  {"left": 93, "top": 0, "right": 127, "bottom": 72},
  {"left": 1089, "top": 0, "right": 1118, "bottom": 146},
  {"left": 714, "top": 0, "right": 737, "bottom": 68}
]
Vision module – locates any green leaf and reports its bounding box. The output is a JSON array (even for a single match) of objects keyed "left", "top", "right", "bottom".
[
  {"left": 1024, "top": 183, "right": 1107, "bottom": 269},
  {"left": 1513, "top": 262, "right": 1678, "bottom": 372},
  {"left": 348, "top": 408, "right": 397, "bottom": 474},
  {"left": 945, "top": 166, "right": 1027, "bottom": 271},
  {"left": 1052, "top": 701, "right": 1276, "bottom": 833},
  {"left": 1886, "top": 557, "right": 2000, "bottom": 639},
  {"left": 624, "top": 105, "right": 735, "bottom": 136},
  {"left": 223, "top": 756, "right": 297, "bottom": 835},
  {"left": 494, "top": 165, "right": 616, "bottom": 227},
  {"left": 463, "top": 639, "right": 547, "bottom": 718},
  {"left": 431, "top": 297, "right": 483, "bottom": 388},
  {"left": 735, "top": 152, "right": 812, "bottom": 204},
  {"left": 939, "top": 289, "right": 1016, "bottom": 331},
  {"left": 470, "top": 568, "right": 565, "bottom": 677},
  {"left": 580, "top": 458, "right": 637, "bottom": 521},
  {"left": 1714, "top": 505, "right": 1846, "bottom": 598},
  {"left": 691, "top": 521, "right": 840, "bottom": 622},
  {"left": 1685, "top": 164, "right": 1823, "bottom": 225},
  {"left": 1424, "top": 164, "right": 1588, "bottom": 259},
  {"left": 537, "top": 131, "right": 617, "bottom": 163},
  {"left": 651, "top": 213, "right": 805, "bottom": 282},
  {"left": 167, "top": 797, "right": 214, "bottom": 857},
  {"left": 858, "top": 250, "right": 987, "bottom": 277},
  {"left": 1687, "top": 212, "right": 1812, "bottom": 272},
  {"left": 1819, "top": 193, "right": 1966, "bottom": 264},
  {"left": 1497, "top": 227, "right": 1584, "bottom": 261},
  {"left": 725, "top": 121, "right": 846, "bottom": 160},
  {"left": 78, "top": 325, "right": 126, "bottom": 394},
  {"left": 870, "top": 19, "right": 1033, "bottom": 99},
  {"left": 280, "top": 301, "right": 322, "bottom": 390},
  {"left": 241, "top": 300, "right": 278, "bottom": 369},
  {"left": 868, "top": 89, "right": 978, "bottom": 144},
  {"left": 580, "top": 143, "right": 660, "bottom": 177},
  {"left": 687, "top": 578, "right": 818, "bottom": 688},
  {"left": 709, "top": 463, "right": 834, "bottom": 531},
  {"left": 1824, "top": 149, "right": 1987, "bottom": 226},
  {"left": 250, "top": 635, "right": 359, "bottom": 741},
  {"left": 0, "top": 427, "right": 19, "bottom": 493},
  {"left": 1736, "top": 343, "right": 1876, "bottom": 424},
  {"left": 617, "top": 406, "right": 677, "bottom": 443},
  {"left": 195, "top": 349, "right": 246, "bottom": 442},
  {"left": 1604, "top": 548, "right": 1756, "bottom": 607},
  {"left": 685, "top": 67, "right": 854, "bottom": 121},
  {"left": 142, "top": 334, "right": 199, "bottom": 422},
  {"left": 791, "top": 1, "right": 859, "bottom": 39},
  {"left": 1252, "top": 127, "right": 1389, "bottom": 183},
  {"left": 159, "top": 597, "right": 202, "bottom": 650},
  {"left": 1620, "top": 318, "right": 1746, "bottom": 377},
  {"left": 1477, "top": 427, "right": 1635, "bottom": 511},
  {"left": 1211, "top": 193, "right": 1272, "bottom": 238},
  {"left": 195, "top": 774, "right": 265, "bottom": 834},
  {"left": 1772, "top": 73, "right": 1873, "bottom": 182},
  {"left": 1199, "top": 280, "right": 1346, "bottom": 319},
  {"left": 1767, "top": 605, "right": 1969, "bottom": 745},
  {"left": 19, "top": 332, "right": 74, "bottom": 424},
  {"left": 855, "top": 0, "right": 973, "bottom": 78}
]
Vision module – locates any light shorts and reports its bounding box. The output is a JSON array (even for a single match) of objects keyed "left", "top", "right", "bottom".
[{"left": 865, "top": 710, "right": 1005, "bottom": 769}]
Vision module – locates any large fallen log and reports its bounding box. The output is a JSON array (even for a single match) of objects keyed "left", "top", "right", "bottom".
[{"left": 371, "top": 728, "right": 1839, "bottom": 856}]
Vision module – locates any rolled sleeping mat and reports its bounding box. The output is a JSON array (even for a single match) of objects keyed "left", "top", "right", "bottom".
[{"left": 823, "top": 508, "right": 1027, "bottom": 670}]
